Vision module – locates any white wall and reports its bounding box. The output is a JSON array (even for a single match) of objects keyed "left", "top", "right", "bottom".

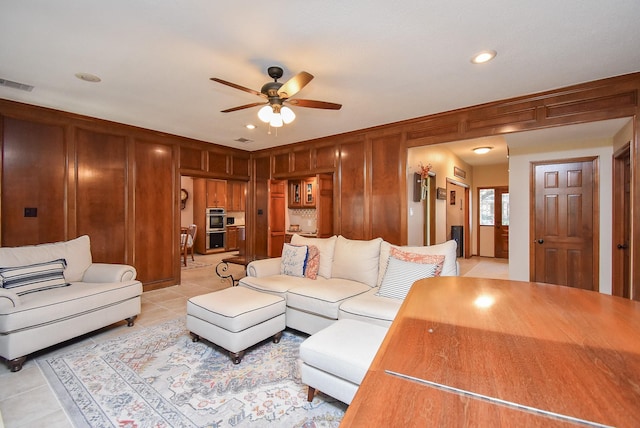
[{"left": 509, "top": 138, "right": 614, "bottom": 294}]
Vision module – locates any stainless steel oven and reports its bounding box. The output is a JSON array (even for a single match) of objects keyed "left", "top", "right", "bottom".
[
  {"left": 206, "top": 208, "right": 226, "bottom": 250},
  {"left": 207, "top": 208, "right": 226, "bottom": 230}
]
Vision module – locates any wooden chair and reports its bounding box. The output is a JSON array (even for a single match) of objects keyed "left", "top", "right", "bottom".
[{"left": 181, "top": 224, "right": 197, "bottom": 266}]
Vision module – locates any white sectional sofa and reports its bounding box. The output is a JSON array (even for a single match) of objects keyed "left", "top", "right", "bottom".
[
  {"left": 240, "top": 234, "right": 458, "bottom": 334},
  {"left": 0, "top": 235, "right": 142, "bottom": 371}
]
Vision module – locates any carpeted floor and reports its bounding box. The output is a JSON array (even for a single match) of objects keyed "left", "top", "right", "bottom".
[{"left": 38, "top": 318, "right": 346, "bottom": 427}]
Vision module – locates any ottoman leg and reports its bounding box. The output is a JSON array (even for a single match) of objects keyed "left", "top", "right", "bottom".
[
  {"left": 230, "top": 350, "right": 245, "bottom": 364},
  {"left": 190, "top": 332, "right": 200, "bottom": 342},
  {"left": 307, "top": 386, "right": 316, "bottom": 402},
  {"left": 273, "top": 331, "right": 283, "bottom": 344}
]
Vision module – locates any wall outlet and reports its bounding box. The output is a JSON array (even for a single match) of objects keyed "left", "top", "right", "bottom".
[{"left": 24, "top": 207, "right": 37, "bottom": 217}]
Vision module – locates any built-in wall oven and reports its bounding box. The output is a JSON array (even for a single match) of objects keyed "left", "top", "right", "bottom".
[{"left": 206, "top": 208, "right": 226, "bottom": 250}]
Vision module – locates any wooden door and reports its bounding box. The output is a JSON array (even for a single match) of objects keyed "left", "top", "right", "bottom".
[
  {"left": 612, "top": 144, "right": 631, "bottom": 298},
  {"left": 494, "top": 187, "right": 509, "bottom": 259},
  {"left": 531, "top": 159, "right": 597, "bottom": 290},
  {"left": 268, "top": 180, "right": 285, "bottom": 257}
]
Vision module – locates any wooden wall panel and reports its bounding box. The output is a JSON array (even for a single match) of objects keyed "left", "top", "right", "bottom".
[
  {"left": 338, "top": 139, "right": 366, "bottom": 239},
  {"left": 370, "top": 133, "right": 403, "bottom": 244},
  {"left": 75, "top": 128, "right": 127, "bottom": 263},
  {"left": 133, "top": 139, "right": 175, "bottom": 285},
  {"left": 1, "top": 117, "right": 66, "bottom": 246},
  {"left": 231, "top": 154, "right": 249, "bottom": 177},
  {"left": 292, "top": 148, "right": 311, "bottom": 173},
  {"left": 180, "top": 146, "right": 203, "bottom": 170},
  {"left": 315, "top": 143, "right": 336, "bottom": 169},
  {"left": 253, "top": 156, "right": 271, "bottom": 257},
  {"left": 207, "top": 149, "right": 228, "bottom": 174}
]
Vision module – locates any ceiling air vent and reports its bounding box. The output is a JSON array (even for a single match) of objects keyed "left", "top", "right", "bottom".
[
  {"left": 234, "top": 137, "right": 253, "bottom": 143},
  {"left": 0, "top": 78, "right": 34, "bottom": 92}
]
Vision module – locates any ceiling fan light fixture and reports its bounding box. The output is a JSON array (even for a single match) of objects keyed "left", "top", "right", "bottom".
[
  {"left": 270, "top": 113, "right": 283, "bottom": 128},
  {"left": 473, "top": 146, "right": 493, "bottom": 154},
  {"left": 281, "top": 106, "right": 296, "bottom": 124},
  {"left": 258, "top": 105, "right": 273, "bottom": 123}
]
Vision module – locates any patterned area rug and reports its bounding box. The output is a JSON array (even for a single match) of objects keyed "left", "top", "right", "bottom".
[
  {"left": 181, "top": 260, "right": 213, "bottom": 270},
  {"left": 38, "top": 318, "right": 346, "bottom": 427}
]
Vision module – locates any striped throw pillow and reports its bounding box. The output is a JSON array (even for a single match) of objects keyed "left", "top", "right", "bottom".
[
  {"left": 0, "top": 258, "right": 70, "bottom": 296},
  {"left": 376, "top": 256, "right": 438, "bottom": 300}
]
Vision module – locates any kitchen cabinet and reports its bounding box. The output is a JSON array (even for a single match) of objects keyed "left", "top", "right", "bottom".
[
  {"left": 206, "top": 179, "right": 226, "bottom": 208},
  {"left": 288, "top": 178, "right": 316, "bottom": 208},
  {"left": 226, "top": 180, "right": 246, "bottom": 212},
  {"left": 226, "top": 225, "right": 238, "bottom": 251}
]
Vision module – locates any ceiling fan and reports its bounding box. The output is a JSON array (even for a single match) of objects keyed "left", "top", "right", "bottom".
[{"left": 210, "top": 66, "right": 341, "bottom": 127}]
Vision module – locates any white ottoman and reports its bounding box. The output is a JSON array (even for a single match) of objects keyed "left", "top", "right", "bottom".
[
  {"left": 187, "top": 286, "right": 286, "bottom": 364},
  {"left": 299, "top": 318, "right": 388, "bottom": 404}
]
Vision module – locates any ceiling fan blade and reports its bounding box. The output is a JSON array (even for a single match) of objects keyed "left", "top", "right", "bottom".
[
  {"left": 277, "top": 71, "right": 314, "bottom": 99},
  {"left": 221, "top": 102, "right": 267, "bottom": 113},
  {"left": 210, "top": 77, "right": 266, "bottom": 98},
  {"left": 287, "top": 99, "right": 342, "bottom": 110}
]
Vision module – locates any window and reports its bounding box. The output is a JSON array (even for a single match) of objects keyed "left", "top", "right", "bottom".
[
  {"left": 501, "top": 193, "right": 510, "bottom": 226},
  {"left": 479, "top": 189, "right": 495, "bottom": 226}
]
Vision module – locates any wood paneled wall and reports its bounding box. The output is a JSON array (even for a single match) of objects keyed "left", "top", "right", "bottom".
[
  {"left": 253, "top": 72, "right": 640, "bottom": 298},
  {"left": 0, "top": 100, "right": 249, "bottom": 290},
  {"left": 1, "top": 72, "right": 639, "bottom": 295}
]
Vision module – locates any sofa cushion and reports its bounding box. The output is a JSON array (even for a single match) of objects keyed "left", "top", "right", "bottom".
[
  {"left": 0, "top": 280, "right": 141, "bottom": 334},
  {"left": 338, "top": 287, "right": 402, "bottom": 326},
  {"left": 377, "top": 240, "right": 458, "bottom": 286},
  {"left": 291, "top": 234, "right": 337, "bottom": 279},
  {"left": 300, "top": 319, "right": 388, "bottom": 386},
  {"left": 331, "top": 236, "right": 383, "bottom": 287},
  {"left": 0, "top": 235, "right": 92, "bottom": 282},
  {"left": 280, "top": 243, "right": 308, "bottom": 277},
  {"left": 286, "top": 278, "right": 371, "bottom": 319},
  {"left": 305, "top": 245, "right": 320, "bottom": 280},
  {"left": 239, "top": 274, "right": 319, "bottom": 299},
  {"left": 0, "top": 258, "right": 70, "bottom": 296},
  {"left": 377, "top": 257, "right": 439, "bottom": 299}
]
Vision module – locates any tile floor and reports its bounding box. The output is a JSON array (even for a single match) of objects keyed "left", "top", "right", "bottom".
[{"left": 0, "top": 253, "right": 507, "bottom": 427}]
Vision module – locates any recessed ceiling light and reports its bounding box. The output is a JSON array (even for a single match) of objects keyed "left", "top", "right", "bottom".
[
  {"left": 473, "top": 146, "right": 493, "bottom": 154},
  {"left": 471, "top": 50, "right": 497, "bottom": 64},
  {"left": 245, "top": 124, "right": 256, "bottom": 130},
  {"left": 75, "top": 72, "right": 101, "bottom": 83}
]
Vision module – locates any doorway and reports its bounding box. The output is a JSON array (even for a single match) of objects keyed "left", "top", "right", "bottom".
[
  {"left": 612, "top": 143, "right": 631, "bottom": 298},
  {"left": 478, "top": 186, "right": 509, "bottom": 259},
  {"left": 530, "top": 158, "right": 598, "bottom": 291}
]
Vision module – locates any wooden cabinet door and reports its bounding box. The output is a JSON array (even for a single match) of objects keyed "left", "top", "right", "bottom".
[
  {"left": 206, "top": 179, "right": 226, "bottom": 208},
  {"left": 303, "top": 177, "right": 316, "bottom": 207},
  {"left": 226, "top": 226, "right": 238, "bottom": 250},
  {"left": 288, "top": 180, "right": 302, "bottom": 208}
]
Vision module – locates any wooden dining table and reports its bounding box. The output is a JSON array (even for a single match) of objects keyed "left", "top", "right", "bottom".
[{"left": 340, "top": 276, "right": 640, "bottom": 427}]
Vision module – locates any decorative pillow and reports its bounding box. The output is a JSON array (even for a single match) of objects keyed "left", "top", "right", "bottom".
[
  {"left": 0, "top": 235, "right": 92, "bottom": 282},
  {"left": 331, "top": 236, "right": 383, "bottom": 287},
  {"left": 377, "top": 240, "right": 458, "bottom": 286},
  {"left": 291, "top": 234, "right": 337, "bottom": 279},
  {"left": 280, "top": 244, "right": 308, "bottom": 277},
  {"left": 389, "top": 247, "right": 445, "bottom": 276},
  {"left": 376, "top": 256, "right": 439, "bottom": 300},
  {"left": 0, "top": 258, "right": 70, "bottom": 296},
  {"left": 305, "top": 245, "right": 320, "bottom": 280}
]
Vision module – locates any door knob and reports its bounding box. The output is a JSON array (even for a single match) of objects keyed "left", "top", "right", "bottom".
[
  {"left": 537, "top": 239, "right": 544, "bottom": 244},
  {"left": 617, "top": 243, "right": 628, "bottom": 249}
]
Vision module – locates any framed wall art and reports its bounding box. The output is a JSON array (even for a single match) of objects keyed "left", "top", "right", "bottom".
[{"left": 453, "top": 166, "right": 466, "bottom": 179}]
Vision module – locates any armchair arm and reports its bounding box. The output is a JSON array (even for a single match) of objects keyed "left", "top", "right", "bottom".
[
  {"left": 0, "top": 288, "right": 21, "bottom": 310},
  {"left": 246, "top": 257, "right": 282, "bottom": 277},
  {"left": 82, "top": 263, "right": 138, "bottom": 283}
]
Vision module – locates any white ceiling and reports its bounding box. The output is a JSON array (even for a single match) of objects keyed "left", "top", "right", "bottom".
[{"left": 1, "top": 1, "right": 639, "bottom": 152}]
